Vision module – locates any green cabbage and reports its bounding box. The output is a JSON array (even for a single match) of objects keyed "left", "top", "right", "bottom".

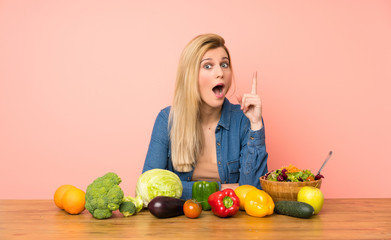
[{"left": 136, "top": 169, "right": 183, "bottom": 207}]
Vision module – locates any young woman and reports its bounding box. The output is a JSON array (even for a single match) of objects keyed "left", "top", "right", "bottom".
[{"left": 142, "top": 33, "right": 268, "bottom": 200}]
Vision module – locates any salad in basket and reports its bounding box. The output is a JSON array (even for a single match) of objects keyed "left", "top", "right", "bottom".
[{"left": 264, "top": 164, "right": 324, "bottom": 182}]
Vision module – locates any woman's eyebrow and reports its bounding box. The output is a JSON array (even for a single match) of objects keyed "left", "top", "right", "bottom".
[
  {"left": 200, "top": 57, "right": 229, "bottom": 63},
  {"left": 200, "top": 58, "right": 212, "bottom": 63}
]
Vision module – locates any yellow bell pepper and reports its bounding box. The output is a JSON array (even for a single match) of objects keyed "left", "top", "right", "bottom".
[{"left": 244, "top": 189, "right": 275, "bottom": 217}]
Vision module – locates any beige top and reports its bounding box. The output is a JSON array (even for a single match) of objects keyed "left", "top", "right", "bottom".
[
  {"left": 192, "top": 121, "right": 221, "bottom": 182},
  {"left": 191, "top": 158, "right": 221, "bottom": 182}
]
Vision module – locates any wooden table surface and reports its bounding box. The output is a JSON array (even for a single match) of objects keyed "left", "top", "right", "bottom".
[{"left": 0, "top": 199, "right": 390, "bottom": 239}]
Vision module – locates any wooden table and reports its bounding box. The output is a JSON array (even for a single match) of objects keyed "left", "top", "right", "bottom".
[{"left": 0, "top": 199, "right": 390, "bottom": 239}]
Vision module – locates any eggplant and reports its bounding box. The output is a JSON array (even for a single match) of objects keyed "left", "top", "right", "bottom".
[{"left": 148, "top": 196, "right": 186, "bottom": 218}]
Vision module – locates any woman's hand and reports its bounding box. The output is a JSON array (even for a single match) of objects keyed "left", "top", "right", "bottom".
[
  {"left": 237, "top": 72, "right": 263, "bottom": 130},
  {"left": 221, "top": 183, "right": 239, "bottom": 191}
]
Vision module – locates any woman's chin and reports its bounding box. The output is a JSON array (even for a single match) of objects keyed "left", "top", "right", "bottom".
[{"left": 201, "top": 98, "right": 224, "bottom": 109}]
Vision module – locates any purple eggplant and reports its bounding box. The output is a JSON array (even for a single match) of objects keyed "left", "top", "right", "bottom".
[{"left": 148, "top": 196, "right": 186, "bottom": 218}]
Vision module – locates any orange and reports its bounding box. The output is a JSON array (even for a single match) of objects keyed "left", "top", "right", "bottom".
[
  {"left": 234, "top": 185, "right": 257, "bottom": 210},
  {"left": 62, "top": 187, "right": 86, "bottom": 215},
  {"left": 54, "top": 185, "right": 76, "bottom": 209}
]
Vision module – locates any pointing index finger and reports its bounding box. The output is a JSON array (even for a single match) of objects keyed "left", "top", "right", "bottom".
[{"left": 251, "top": 72, "right": 257, "bottom": 94}]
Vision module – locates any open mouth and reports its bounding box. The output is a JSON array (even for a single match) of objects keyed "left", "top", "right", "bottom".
[{"left": 212, "top": 83, "right": 225, "bottom": 98}]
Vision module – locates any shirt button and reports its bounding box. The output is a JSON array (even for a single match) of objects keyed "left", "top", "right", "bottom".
[
  {"left": 217, "top": 126, "right": 220, "bottom": 130},
  {"left": 218, "top": 161, "right": 221, "bottom": 165},
  {"left": 187, "top": 177, "right": 190, "bottom": 180},
  {"left": 217, "top": 142, "right": 221, "bottom": 146},
  {"left": 250, "top": 137, "right": 254, "bottom": 140},
  {"left": 224, "top": 181, "right": 227, "bottom": 184}
]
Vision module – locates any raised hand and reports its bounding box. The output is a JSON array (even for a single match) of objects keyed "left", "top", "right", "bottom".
[{"left": 237, "top": 72, "right": 263, "bottom": 130}]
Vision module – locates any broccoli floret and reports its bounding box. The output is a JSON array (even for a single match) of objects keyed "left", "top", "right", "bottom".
[
  {"left": 85, "top": 172, "right": 124, "bottom": 219},
  {"left": 118, "top": 195, "right": 143, "bottom": 217},
  {"left": 124, "top": 195, "right": 144, "bottom": 213},
  {"left": 119, "top": 201, "right": 136, "bottom": 217}
]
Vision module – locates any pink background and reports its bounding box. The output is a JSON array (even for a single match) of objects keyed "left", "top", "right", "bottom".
[{"left": 1, "top": 1, "right": 390, "bottom": 199}]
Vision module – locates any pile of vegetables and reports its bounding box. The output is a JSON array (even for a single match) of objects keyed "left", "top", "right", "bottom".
[
  {"left": 84, "top": 169, "right": 183, "bottom": 219},
  {"left": 265, "top": 164, "right": 324, "bottom": 182},
  {"left": 84, "top": 172, "right": 143, "bottom": 219},
  {"left": 79, "top": 166, "right": 323, "bottom": 220}
]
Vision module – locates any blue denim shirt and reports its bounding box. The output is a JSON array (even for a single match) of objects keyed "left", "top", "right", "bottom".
[{"left": 142, "top": 98, "right": 268, "bottom": 200}]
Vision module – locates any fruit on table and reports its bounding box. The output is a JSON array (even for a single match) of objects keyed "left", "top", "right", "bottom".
[
  {"left": 183, "top": 199, "right": 202, "bottom": 219},
  {"left": 274, "top": 201, "right": 314, "bottom": 218},
  {"left": 54, "top": 185, "right": 76, "bottom": 209},
  {"left": 192, "top": 181, "right": 220, "bottom": 211},
  {"left": 54, "top": 184, "right": 85, "bottom": 214},
  {"left": 62, "top": 187, "right": 86, "bottom": 214},
  {"left": 297, "top": 186, "right": 324, "bottom": 214},
  {"left": 244, "top": 189, "right": 274, "bottom": 217},
  {"left": 234, "top": 185, "right": 257, "bottom": 210}
]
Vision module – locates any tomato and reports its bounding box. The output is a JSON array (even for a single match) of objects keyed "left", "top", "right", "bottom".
[{"left": 183, "top": 200, "right": 202, "bottom": 219}]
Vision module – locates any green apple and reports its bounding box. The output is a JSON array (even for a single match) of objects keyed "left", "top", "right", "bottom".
[{"left": 297, "top": 186, "right": 324, "bottom": 214}]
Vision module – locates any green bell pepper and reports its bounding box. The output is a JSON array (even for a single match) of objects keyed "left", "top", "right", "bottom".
[{"left": 192, "top": 181, "right": 220, "bottom": 210}]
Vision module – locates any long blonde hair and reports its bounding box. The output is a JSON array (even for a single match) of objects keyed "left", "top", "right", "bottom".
[{"left": 169, "top": 33, "right": 232, "bottom": 172}]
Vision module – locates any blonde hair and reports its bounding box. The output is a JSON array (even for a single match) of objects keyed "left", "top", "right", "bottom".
[{"left": 169, "top": 33, "right": 232, "bottom": 172}]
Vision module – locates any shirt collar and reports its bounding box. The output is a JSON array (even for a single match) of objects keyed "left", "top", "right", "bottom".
[{"left": 218, "top": 98, "right": 231, "bottom": 130}]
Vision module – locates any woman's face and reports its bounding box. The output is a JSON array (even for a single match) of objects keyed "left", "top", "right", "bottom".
[{"left": 198, "top": 47, "right": 232, "bottom": 109}]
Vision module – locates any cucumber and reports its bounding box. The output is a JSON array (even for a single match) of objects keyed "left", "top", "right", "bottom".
[{"left": 274, "top": 201, "right": 314, "bottom": 218}]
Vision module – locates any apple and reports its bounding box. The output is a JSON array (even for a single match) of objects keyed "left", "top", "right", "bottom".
[{"left": 297, "top": 186, "right": 324, "bottom": 214}]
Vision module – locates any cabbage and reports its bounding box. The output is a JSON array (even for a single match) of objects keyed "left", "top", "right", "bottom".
[{"left": 136, "top": 169, "right": 183, "bottom": 207}]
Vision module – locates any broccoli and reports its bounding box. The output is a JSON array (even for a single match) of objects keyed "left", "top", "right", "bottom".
[
  {"left": 119, "top": 201, "right": 136, "bottom": 217},
  {"left": 119, "top": 195, "right": 143, "bottom": 217},
  {"left": 85, "top": 172, "right": 124, "bottom": 219}
]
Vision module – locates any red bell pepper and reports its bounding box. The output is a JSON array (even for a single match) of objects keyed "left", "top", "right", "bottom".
[{"left": 207, "top": 189, "right": 240, "bottom": 217}]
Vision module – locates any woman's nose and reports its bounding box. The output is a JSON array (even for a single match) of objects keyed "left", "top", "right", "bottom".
[{"left": 215, "top": 66, "right": 224, "bottom": 78}]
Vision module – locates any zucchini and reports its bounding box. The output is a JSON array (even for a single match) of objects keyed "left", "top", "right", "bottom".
[{"left": 274, "top": 201, "right": 314, "bottom": 218}]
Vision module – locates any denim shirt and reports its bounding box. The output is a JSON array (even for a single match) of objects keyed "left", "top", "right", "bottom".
[{"left": 142, "top": 98, "right": 268, "bottom": 200}]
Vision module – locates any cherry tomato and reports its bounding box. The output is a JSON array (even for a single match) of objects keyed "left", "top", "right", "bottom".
[{"left": 183, "top": 200, "right": 202, "bottom": 219}]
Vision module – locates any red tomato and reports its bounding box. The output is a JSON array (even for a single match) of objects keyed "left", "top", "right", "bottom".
[{"left": 183, "top": 200, "right": 202, "bottom": 219}]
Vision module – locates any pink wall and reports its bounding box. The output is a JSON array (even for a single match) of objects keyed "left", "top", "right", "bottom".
[{"left": 1, "top": 1, "right": 390, "bottom": 199}]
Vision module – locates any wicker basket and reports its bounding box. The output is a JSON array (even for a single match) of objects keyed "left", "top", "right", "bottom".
[{"left": 260, "top": 176, "right": 322, "bottom": 202}]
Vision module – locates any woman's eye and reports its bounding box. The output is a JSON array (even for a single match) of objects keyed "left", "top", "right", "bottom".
[
  {"left": 203, "top": 64, "right": 212, "bottom": 69},
  {"left": 221, "top": 62, "right": 229, "bottom": 68}
]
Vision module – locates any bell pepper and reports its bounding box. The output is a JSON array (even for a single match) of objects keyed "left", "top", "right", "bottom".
[
  {"left": 208, "top": 189, "right": 240, "bottom": 217},
  {"left": 244, "top": 189, "right": 274, "bottom": 217},
  {"left": 192, "top": 181, "right": 220, "bottom": 211}
]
